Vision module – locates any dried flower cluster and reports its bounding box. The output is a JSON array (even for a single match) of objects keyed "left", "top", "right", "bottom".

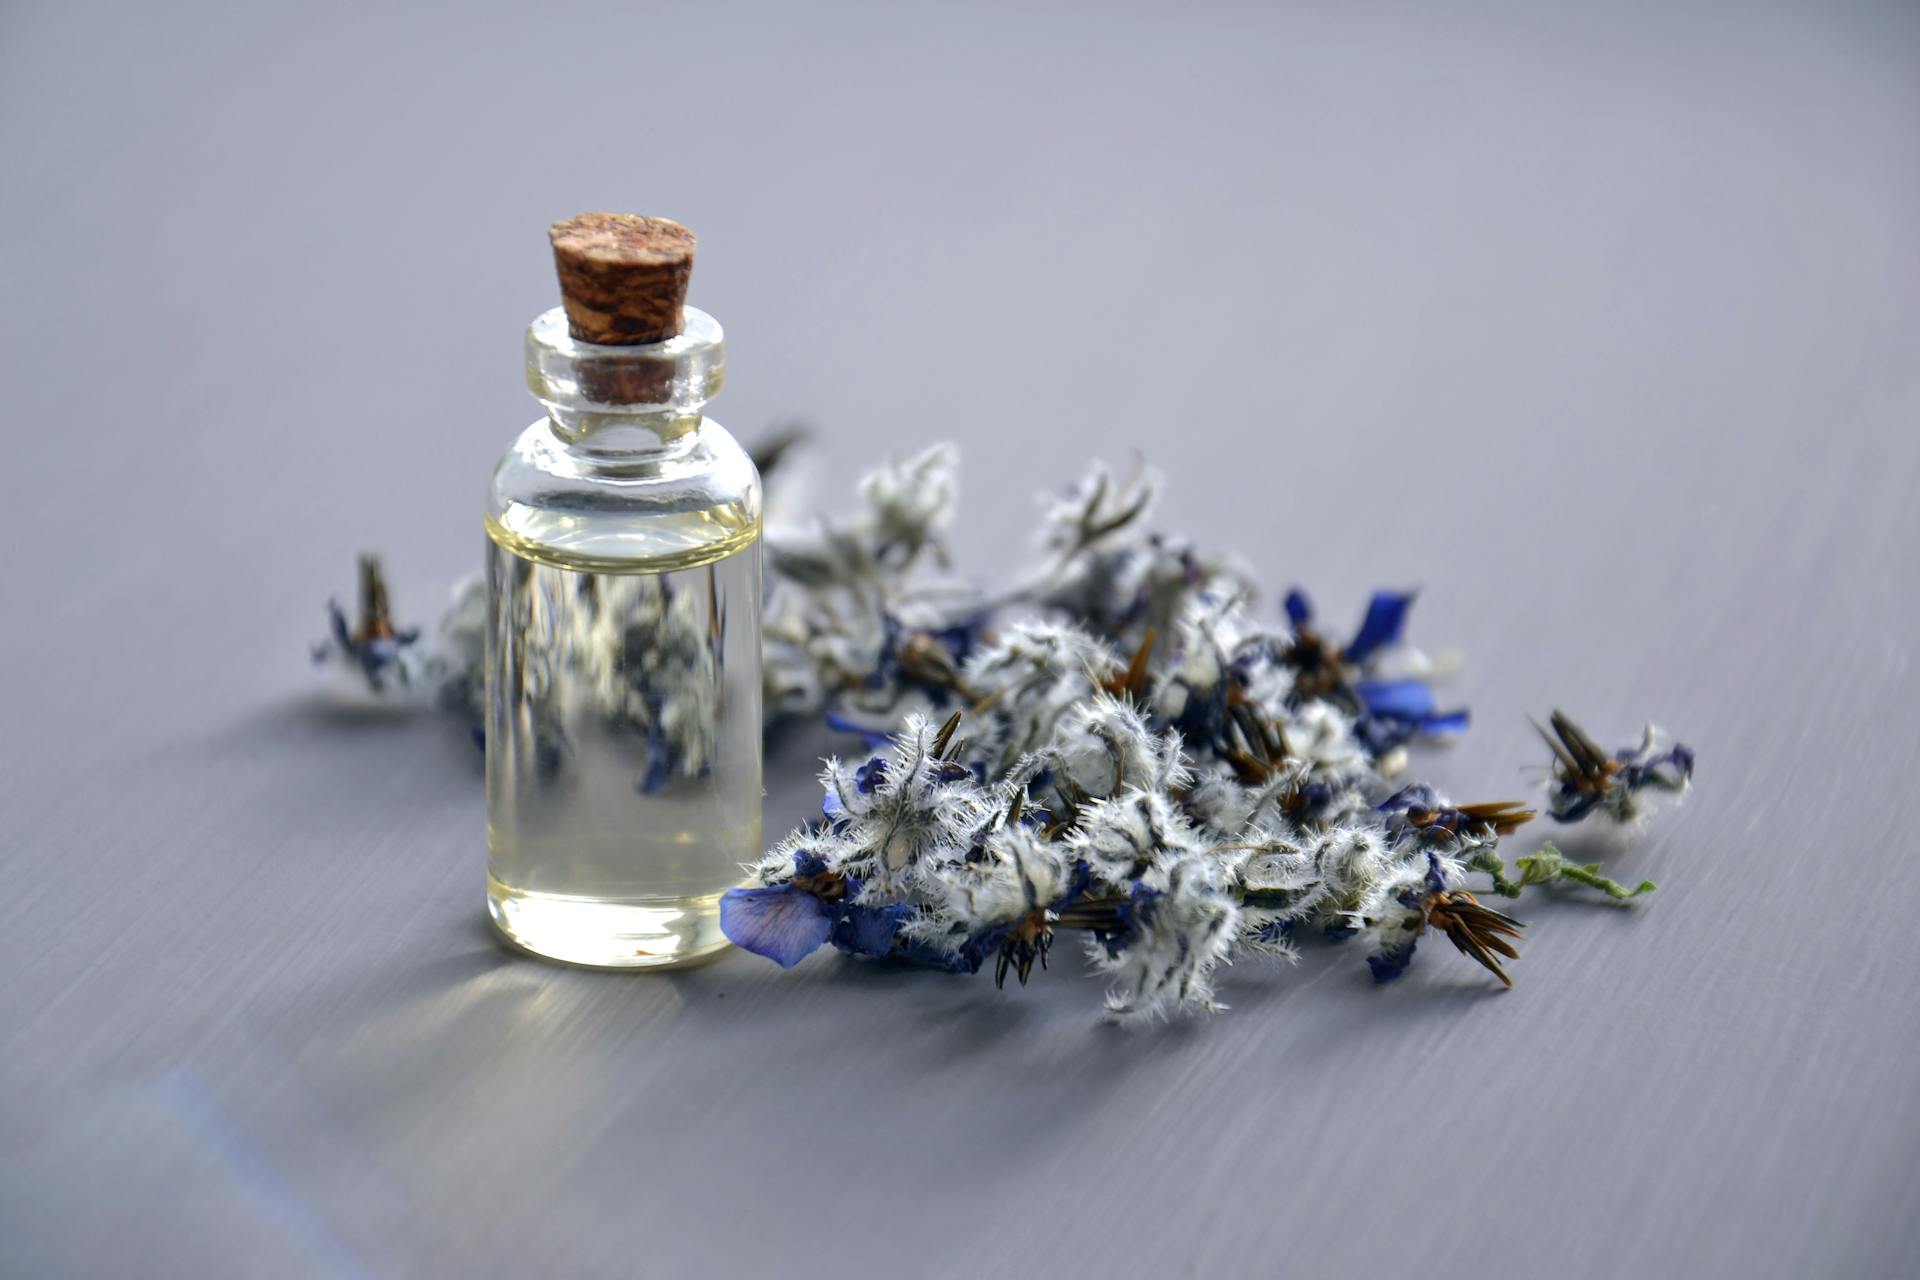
[
  {"left": 315, "top": 441, "right": 1695, "bottom": 1020},
  {"left": 725, "top": 448, "right": 1695, "bottom": 1017}
]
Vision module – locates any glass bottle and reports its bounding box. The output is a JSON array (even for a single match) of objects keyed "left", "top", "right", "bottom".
[{"left": 484, "top": 294, "right": 762, "bottom": 968}]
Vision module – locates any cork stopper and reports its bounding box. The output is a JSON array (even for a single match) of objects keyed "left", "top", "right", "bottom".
[{"left": 549, "top": 213, "right": 695, "bottom": 346}]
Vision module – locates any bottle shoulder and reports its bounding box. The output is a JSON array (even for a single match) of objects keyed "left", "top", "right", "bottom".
[{"left": 486, "top": 417, "right": 762, "bottom": 573}]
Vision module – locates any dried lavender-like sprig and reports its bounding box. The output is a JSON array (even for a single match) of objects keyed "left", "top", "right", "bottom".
[
  {"left": 707, "top": 442, "right": 1696, "bottom": 1020},
  {"left": 311, "top": 554, "right": 428, "bottom": 695},
  {"left": 1537, "top": 710, "right": 1695, "bottom": 825},
  {"left": 1365, "top": 853, "right": 1525, "bottom": 987}
]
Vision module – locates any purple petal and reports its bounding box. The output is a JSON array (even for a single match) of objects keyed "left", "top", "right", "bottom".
[
  {"left": 1283, "top": 588, "right": 1313, "bottom": 627},
  {"left": 719, "top": 885, "right": 833, "bottom": 968}
]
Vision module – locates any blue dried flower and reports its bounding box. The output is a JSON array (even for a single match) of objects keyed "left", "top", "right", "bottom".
[
  {"left": 720, "top": 848, "right": 894, "bottom": 968},
  {"left": 1538, "top": 711, "right": 1695, "bottom": 824},
  {"left": 1366, "top": 935, "right": 1420, "bottom": 983},
  {"left": 311, "top": 555, "right": 424, "bottom": 693},
  {"left": 1352, "top": 678, "right": 1471, "bottom": 746},
  {"left": 1376, "top": 786, "right": 1534, "bottom": 848},
  {"left": 1283, "top": 588, "right": 1466, "bottom": 753},
  {"left": 1368, "top": 853, "right": 1524, "bottom": 986},
  {"left": 821, "top": 755, "right": 889, "bottom": 821},
  {"left": 829, "top": 899, "right": 910, "bottom": 958}
]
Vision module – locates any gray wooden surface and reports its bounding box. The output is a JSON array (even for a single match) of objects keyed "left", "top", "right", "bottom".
[{"left": 4, "top": 2, "right": 1917, "bottom": 1276}]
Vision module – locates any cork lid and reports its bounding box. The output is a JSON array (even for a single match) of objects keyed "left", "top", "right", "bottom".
[{"left": 548, "top": 213, "right": 695, "bottom": 346}]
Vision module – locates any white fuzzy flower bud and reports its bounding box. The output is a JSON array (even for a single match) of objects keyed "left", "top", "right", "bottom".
[
  {"left": 1044, "top": 692, "right": 1189, "bottom": 800},
  {"left": 1092, "top": 852, "right": 1240, "bottom": 1020}
]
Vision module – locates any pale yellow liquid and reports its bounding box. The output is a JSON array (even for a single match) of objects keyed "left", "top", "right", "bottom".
[{"left": 484, "top": 517, "right": 762, "bottom": 968}]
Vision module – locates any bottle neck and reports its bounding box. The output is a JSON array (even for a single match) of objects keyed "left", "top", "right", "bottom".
[
  {"left": 547, "top": 407, "right": 704, "bottom": 457},
  {"left": 524, "top": 305, "right": 725, "bottom": 464}
]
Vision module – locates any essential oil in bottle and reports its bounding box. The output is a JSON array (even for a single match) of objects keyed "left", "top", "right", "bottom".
[{"left": 485, "top": 214, "right": 762, "bottom": 968}]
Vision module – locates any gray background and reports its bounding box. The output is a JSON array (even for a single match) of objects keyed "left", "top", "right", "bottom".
[{"left": 3, "top": 1, "right": 1916, "bottom": 1275}]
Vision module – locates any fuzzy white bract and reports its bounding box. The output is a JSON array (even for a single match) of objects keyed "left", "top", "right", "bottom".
[
  {"left": 1091, "top": 853, "right": 1241, "bottom": 1021},
  {"left": 1044, "top": 692, "right": 1188, "bottom": 801}
]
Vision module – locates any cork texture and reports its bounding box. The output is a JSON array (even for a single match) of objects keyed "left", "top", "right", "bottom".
[{"left": 549, "top": 213, "right": 695, "bottom": 346}]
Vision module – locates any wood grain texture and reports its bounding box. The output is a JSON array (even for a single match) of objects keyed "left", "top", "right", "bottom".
[{"left": 2, "top": 2, "right": 1917, "bottom": 1276}]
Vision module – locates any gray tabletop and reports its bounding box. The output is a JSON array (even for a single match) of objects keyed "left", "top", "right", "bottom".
[{"left": 4, "top": 2, "right": 1917, "bottom": 1276}]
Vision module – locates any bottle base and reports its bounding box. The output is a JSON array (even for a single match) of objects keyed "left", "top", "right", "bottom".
[{"left": 486, "top": 874, "right": 734, "bottom": 970}]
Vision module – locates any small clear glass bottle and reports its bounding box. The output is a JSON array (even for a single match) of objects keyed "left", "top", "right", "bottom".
[{"left": 484, "top": 251, "right": 762, "bottom": 968}]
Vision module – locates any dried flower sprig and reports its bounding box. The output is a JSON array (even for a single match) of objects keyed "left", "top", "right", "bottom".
[
  {"left": 1536, "top": 710, "right": 1695, "bottom": 826},
  {"left": 723, "top": 629, "right": 1679, "bottom": 1021},
  {"left": 1365, "top": 853, "right": 1526, "bottom": 987},
  {"left": 311, "top": 555, "right": 428, "bottom": 694},
  {"left": 711, "top": 445, "right": 1695, "bottom": 1019}
]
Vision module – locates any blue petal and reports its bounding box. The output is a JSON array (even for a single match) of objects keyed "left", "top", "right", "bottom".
[
  {"left": 931, "top": 618, "right": 985, "bottom": 663},
  {"left": 952, "top": 923, "right": 1011, "bottom": 974},
  {"left": 1376, "top": 784, "right": 1439, "bottom": 813},
  {"left": 831, "top": 901, "right": 908, "bottom": 957},
  {"left": 824, "top": 711, "right": 894, "bottom": 750},
  {"left": 1283, "top": 588, "right": 1313, "bottom": 627},
  {"left": 1355, "top": 678, "right": 1436, "bottom": 720},
  {"left": 1548, "top": 785, "right": 1604, "bottom": 823},
  {"left": 853, "top": 756, "right": 889, "bottom": 794},
  {"left": 719, "top": 885, "right": 834, "bottom": 968},
  {"left": 1252, "top": 917, "right": 1295, "bottom": 945},
  {"left": 327, "top": 601, "right": 352, "bottom": 650},
  {"left": 1354, "top": 716, "right": 1411, "bottom": 757},
  {"left": 1166, "top": 677, "right": 1231, "bottom": 746},
  {"left": 1624, "top": 742, "right": 1694, "bottom": 791},
  {"left": 1368, "top": 938, "right": 1418, "bottom": 983},
  {"left": 1418, "top": 708, "right": 1471, "bottom": 736},
  {"left": 363, "top": 636, "right": 401, "bottom": 669},
  {"left": 1345, "top": 590, "right": 1415, "bottom": 664}
]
